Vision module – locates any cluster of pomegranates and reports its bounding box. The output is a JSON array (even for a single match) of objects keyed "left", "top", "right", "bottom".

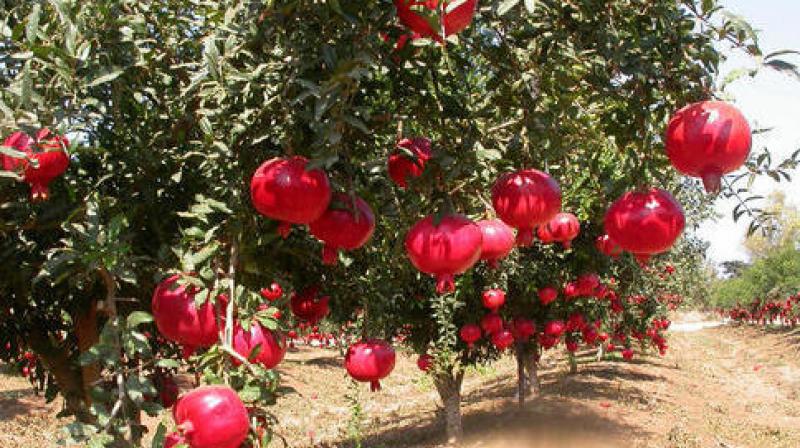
[{"left": 727, "top": 294, "right": 800, "bottom": 327}]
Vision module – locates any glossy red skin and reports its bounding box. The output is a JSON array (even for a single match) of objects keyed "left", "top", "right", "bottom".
[
  {"left": 309, "top": 193, "right": 375, "bottom": 265},
  {"left": 538, "top": 286, "right": 558, "bottom": 306},
  {"left": 576, "top": 273, "right": 600, "bottom": 296},
  {"left": 491, "top": 329, "right": 515, "bottom": 351},
  {"left": 595, "top": 234, "right": 622, "bottom": 258},
  {"left": 388, "top": 137, "right": 432, "bottom": 188},
  {"left": 481, "top": 288, "right": 506, "bottom": 311},
  {"left": 563, "top": 282, "right": 579, "bottom": 298},
  {"left": 665, "top": 101, "right": 751, "bottom": 193},
  {"left": 480, "top": 313, "right": 503, "bottom": 336},
  {"left": 405, "top": 214, "right": 483, "bottom": 294},
  {"left": 544, "top": 320, "right": 566, "bottom": 338},
  {"left": 476, "top": 219, "right": 515, "bottom": 269},
  {"left": 393, "top": 0, "right": 478, "bottom": 41},
  {"left": 492, "top": 169, "right": 562, "bottom": 246},
  {"left": 232, "top": 322, "right": 287, "bottom": 369},
  {"left": 545, "top": 212, "right": 580, "bottom": 249},
  {"left": 345, "top": 339, "right": 396, "bottom": 392},
  {"left": 250, "top": 156, "right": 332, "bottom": 235},
  {"left": 290, "top": 287, "right": 330, "bottom": 324},
  {"left": 565, "top": 340, "right": 579, "bottom": 353},
  {"left": 2, "top": 130, "right": 70, "bottom": 201},
  {"left": 510, "top": 318, "right": 535, "bottom": 341},
  {"left": 536, "top": 224, "right": 554, "bottom": 243},
  {"left": 173, "top": 386, "right": 249, "bottom": 448},
  {"left": 417, "top": 354, "right": 434, "bottom": 372},
  {"left": 459, "top": 324, "right": 482, "bottom": 348},
  {"left": 604, "top": 188, "right": 685, "bottom": 258},
  {"left": 152, "top": 275, "right": 220, "bottom": 353}
]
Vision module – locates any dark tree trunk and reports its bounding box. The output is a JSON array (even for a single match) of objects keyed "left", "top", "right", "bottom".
[
  {"left": 516, "top": 342, "right": 526, "bottom": 407},
  {"left": 568, "top": 351, "right": 578, "bottom": 374},
  {"left": 524, "top": 343, "right": 541, "bottom": 397},
  {"left": 75, "top": 300, "right": 99, "bottom": 399},
  {"left": 434, "top": 369, "right": 465, "bottom": 444}
]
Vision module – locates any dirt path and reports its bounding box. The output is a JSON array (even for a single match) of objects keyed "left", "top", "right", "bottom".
[{"left": 1, "top": 321, "right": 799, "bottom": 447}]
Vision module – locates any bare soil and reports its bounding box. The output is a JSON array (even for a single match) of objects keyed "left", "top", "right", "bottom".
[{"left": 2, "top": 322, "right": 800, "bottom": 448}]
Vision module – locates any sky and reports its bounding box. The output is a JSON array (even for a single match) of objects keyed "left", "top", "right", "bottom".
[{"left": 695, "top": 0, "right": 800, "bottom": 266}]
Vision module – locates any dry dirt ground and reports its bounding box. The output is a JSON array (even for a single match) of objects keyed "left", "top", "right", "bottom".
[{"left": 2, "top": 321, "right": 800, "bottom": 448}]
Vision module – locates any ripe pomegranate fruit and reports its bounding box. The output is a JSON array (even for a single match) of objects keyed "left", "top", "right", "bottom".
[
  {"left": 309, "top": 193, "right": 375, "bottom": 265},
  {"left": 621, "top": 348, "right": 634, "bottom": 360},
  {"left": 576, "top": 273, "right": 600, "bottom": 296},
  {"left": 393, "top": 0, "right": 478, "bottom": 42},
  {"left": 405, "top": 213, "right": 483, "bottom": 294},
  {"left": 565, "top": 340, "right": 579, "bottom": 353},
  {"left": 510, "top": 317, "right": 535, "bottom": 341},
  {"left": 417, "top": 353, "right": 433, "bottom": 372},
  {"left": 538, "top": 286, "right": 558, "bottom": 306},
  {"left": 482, "top": 288, "right": 506, "bottom": 312},
  {"left": 536, "top": 224, "right": 554, "bottom": 243},
  {"left": 480, "top": 313, "right": 504, "bottom": 336},
  {"left": 459, "top": 324, "right": 482, "bottom": 348},
  {"left": 2, "top": 129, "right": 70, "bottom": 201},
  {"left": 477, "top": 219, "right": 515, "bottom": 269},
  {"left": 595, "top": 234, "right": 623, "bottom": 258},
  {"left": 544, "top": 320, "right": 566, "bottom": 338},
  {"left": 345, "top": 339, "right": 396, "bottom": 391},
  {"left": 172, "top": 385, "right": 249, "bottom": 448},
  {"left": 152, "top": 275, "right": 221, "bottom": 356},
  {"left": 250, "top": 156, "right": 332, "bottom": 237},
  {"left": 604, "top": 188, "right": 685, "bottom": 263},
  {"left": 232, "top": 322, "right": 287, "bottom": 369},
  {"left": 388, "top": 137, "right": 432, "bottom": 188},
  {"left": 491, "top": 329, "right": 515, "bottom": 351},
  {"left": 665, "top": 101, "right": 752, "bottom": 193},
  {"left": 492, "top": 169, "right": 562, "bottom": 246},
  {"left": 290, "top": 286, "right": 330, "bottom": 324},
  {"left": 544, "top": 212, "right": 580, "bottom": 249}
]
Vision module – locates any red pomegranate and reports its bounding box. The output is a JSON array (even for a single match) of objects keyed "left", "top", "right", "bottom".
[
  {"left": 172, "top": 385, "right": 249, "bottom": 448},
  {"left": 459, "top": 324, "right": 482, "bottom": 348},
  {"left": 477, "top": 219, "right": 515, "bottom": 269},
  {"left": 405, "top": 213, "right": 483, "bottom": 294},
  {"left": 595, "top": 234, "right": 622, "bottom": 258},
  {"left": 2, "top": 129, "right": 70, "bottom": 201},
  {"left": 576, "top": 273, "right": 600, "bottom": 296},
  {"left": 538, "top": 286, "right": 558, "bottom": 306},
  {"left": 665, "top": 101, "right": 752, "bottom": 193},
  {"left": 565, "top": 340, "right": 579, "bottom": 353},
  {"left": 536, "top": 224, "right": 554, "bottom": 243},
  {"left": 480, "top": 313, "right": 504, "bottom": 335},
  {"left": 544, "top": 320, "right": 566, "bottom": 338},
  {"left": 290, "top": 286, "right": 330, "bottom": 324},
  {"left": 545, "top": 212, "right": 580, "bottom": 249},
  {"left": 604, "top": 188, "right": 685, "bottom": 262},
  {"left": 152, "top": 275, "right": 221, "bottom": 356},
  {"left": 491, "top": 329, "right": 515, "bottom": 351},
  {"left": 345, "top": 339, "right": 396, "bottom": 391},
  {"left": 250, "top": 156, "right": 332, "bottom": 237},
  {"left": 510, "top": 318, "right": 535, "bottom": 341},
  {"left": 417, "top": 354, "right": 434, "bottom": 372},
  {"left": 482, "top": 288, "right": 506, "bottom": 311},
  {"left": 232, "top": 322, "right": 287, "bottom": 369},
  {"left": 394, "top": 0, "right": 478, "bottom": 42},
  {"left": 260, "top": 282, "right": 283, "bottom": 301},
  {"left": 164, "top": 433, "right": 185, "bottom": 448},
  {"left": 621, "top": 348, "right": 634, "bottom": 360},
  {"left": 563, "top": 282, "right": 579, "bottom": 298},
  {"left": 492, "top": 169, "right": 562, "bottom": 246},
  {"left": 309, "top": 193, "right": 375, "bottom": 265},
  {"left": 388, "top": 137, "right": 432, "bottom": 188}
]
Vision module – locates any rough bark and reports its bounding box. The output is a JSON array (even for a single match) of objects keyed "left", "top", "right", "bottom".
[
  {"left": 75, "top": 300, "right": 99, "bottom": 400},
  {"left": 596, "top": 344, "right": 605, "bottom": 361},
  {"left": 434, "top": 370, "right": 465, "bottom": 444},
  {"left": 568, "top": 352, "right": 578, "bottom": 374},
  {"left": 525, "top": 345, "right": 541, "bottom": 397},
  {"left": 27, "top": 330, "right": 93, "bottom": 423},
  {"left": 516, "top": 343, "right": 527, "bottom": 407}
]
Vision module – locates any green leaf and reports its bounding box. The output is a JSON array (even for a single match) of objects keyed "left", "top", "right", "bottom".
[
  {"left": 126, "top": 311, "right": 154, "bottom": 328},
  {"left": 86, "top": 68, "right": 124, "bottom": 88},
  {"left": 496, "top": 0, "right": 519, "bottom": 16},
  {"left": 25, "top": 4, "right": 40, "bottom": 45},
  {"left": 524, "top": 0, "right": 536, "bottom": 14},
  {"left": 156, "top": 359, "right": 181, "bottom": 369}
]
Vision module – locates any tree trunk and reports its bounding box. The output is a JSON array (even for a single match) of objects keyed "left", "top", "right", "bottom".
[
  {"left": 525, "top": 345, "right": 541, "bottom": 397},
  {"left": 515, "top": 343, "right": 526, "bottom": 407},
  {"left": 75, "top": 300, "right": 100, "bottom": 400},
  {"left": 434, "top": 370, "right": 464, "bottom": 445},
  {"left": 28, "top": 330, "right": 93, "bottom": 423},
  {"left": 596, "top": 344, "right": 605, "bottom": 361},
  {"left": 568, "top": 352, "right": 578, "bottom": 374}
]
